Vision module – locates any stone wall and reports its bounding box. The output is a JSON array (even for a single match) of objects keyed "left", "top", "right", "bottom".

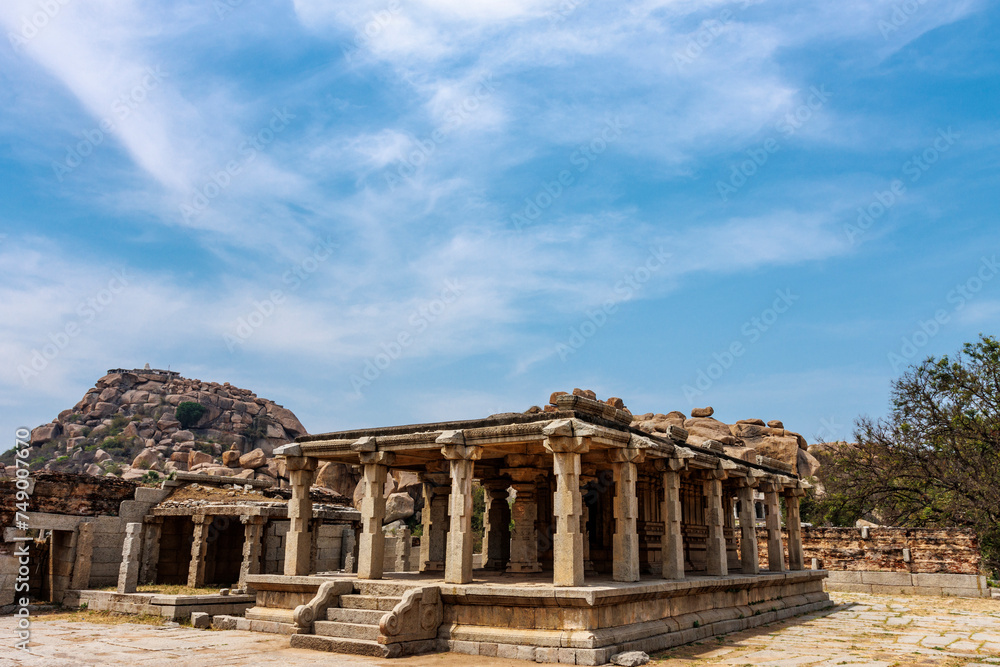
[
  {"left": 315, "top": 523, "right": 348, "bottom": 572},
  {"left": 0, "top": 477, "right": 169, "bottom": 608},
  {"left": 803, "top": 527, "right": 980, "bottom": 574},
  {"left": 0, "top": 472, "right": 138, "bottom": 525},
  {"left": 263, "top": 520, "right": 288, "bottom": 574}
]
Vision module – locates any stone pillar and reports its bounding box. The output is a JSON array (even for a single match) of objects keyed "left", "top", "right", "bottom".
[
  {"left": 506, "top": 471, "right": 543, "bottom": 573},
  {"left": 117, "top": 522, "right": 143, "bottom": 594},
  {"left": 784, "top": 489, "right": 805, "bottom": 571},
  {"left": 660, "top": 464, "right": 685, "bottom": 580},
  {"left": 342, "top": 527, "right": 357, "bottom": 573},
  {"left": 581, "top": 473, "right": 596, "bottom": 575},
  {"left": 283, "top": 456, "right": 318, "bottom": 576},
  {"left": 239, "top": 516, "right": 266, "bottom": 588},
  {"left": 357, "top": 451, "right": 394, "bottom": 580},
  {"left": 704, "top": 472, "right": 728, "bottom": 576},
  {"left": 737, "top": 482, "right": 760, "bottom": 575},
  {"left": 482, "top": 480, "right": 511, "bottom": 571},
  {"left": 188, "top": 515, "right": 212, "bottom": 588},
  {"left": 610, "top": 448, "right": 644, "bottom": 582},
  {"left": 394, "top": 527, "right": 412, "bottom": 572},
  {"left": 139, "top": 517, "right": 163, "bottom": 585},
  {"left": 544, "top": 432, "right": 588, "bottom": 587},
  {"left": 70, "top": 522, "right": 94, "bottom": 590},
  {"left": 443, "top": 444, "right": 482, "bottom": 585},
  {"left": 764, "top": 483, "right": 786, "bottom": 572},
  {"left": 419, "top": 473, "right": 450, "bottom": 572}
]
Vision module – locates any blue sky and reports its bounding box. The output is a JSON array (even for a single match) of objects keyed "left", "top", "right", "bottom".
[{"left": 1, "top": 0, "right": 997, "bottom": 444}]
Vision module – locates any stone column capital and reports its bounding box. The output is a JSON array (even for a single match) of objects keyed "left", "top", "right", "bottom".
[
  {"left": 285, "top": 455, "right": 318, "bottom": 472},
  {"left": 192, "top": 514, "right": 213, "bottom": 525},
  {"left": 441, "top": 444, "right": 482, "bottom": 461},
  {"left": 543, "top": 435, "right": 590, "bottom": 454},
  {"left": 240, "top": 515, "right": 267, "bottom": 525},
  {"left": 607, "top": 447, "right": 645, "bottom": 465},
  {"left": 359, "top": 451, "right": 395, "bottom": 466}
]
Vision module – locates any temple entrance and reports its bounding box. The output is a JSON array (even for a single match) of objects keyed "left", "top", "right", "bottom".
[
  {"left": 156, "top": 516, "right": 193, "bottom": 585},
  {"left": 204, "top": 516, "right": 244, "bottom": 586}
]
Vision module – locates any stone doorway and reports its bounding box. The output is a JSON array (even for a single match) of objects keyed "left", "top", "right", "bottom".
[
  {"left": 156, "top": 516, "right": 194, "bottom": 585},
  {"left": 204, "top": 516, "right": 243, "bottom": 586}
]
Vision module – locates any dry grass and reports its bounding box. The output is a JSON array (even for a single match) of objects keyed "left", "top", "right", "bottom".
[
  {"left": 165, "top": 484, "right": 261, "bottom": 502},
  {"left": 34, "top": 609, "right": 170, "bottom": 626}
]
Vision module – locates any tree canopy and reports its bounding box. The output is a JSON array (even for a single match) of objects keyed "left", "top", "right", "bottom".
[
  {"left": 175, "top": 401, "right": 207, "bottom": 429},
  {"left": 807, "top": 335, "right": 1000, "bottom": 576}
]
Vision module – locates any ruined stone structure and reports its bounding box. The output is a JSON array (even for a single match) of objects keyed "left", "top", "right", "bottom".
[
  {"left": 0, "top": 471, "right": 359, "bottom": 618},
  {"left": 216, "top": 392, "right": 830, "bottom": 661}
]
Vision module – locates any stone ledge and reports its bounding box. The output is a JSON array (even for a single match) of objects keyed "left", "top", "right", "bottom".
[
  {"left": 442, "top": 598, "right": 833, "bottom": 663},
  {"left": 825, "top": 571, "right": 989, "bottom": 598}
]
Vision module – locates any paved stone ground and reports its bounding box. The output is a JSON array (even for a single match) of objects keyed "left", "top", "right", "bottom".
[
  {"left": 1, "top": 593, "right": 998, "bottom": 666},
  {"left": 653, "top": 592, "right": 1000, "bottom": 666}
]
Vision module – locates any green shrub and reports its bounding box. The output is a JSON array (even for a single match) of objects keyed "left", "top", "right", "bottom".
[
  {"left": 176, "top": 402, "right": 207, "bottom": 428},
  {"left": 108, "top": 413, "right": 129, "bottom": 434}
]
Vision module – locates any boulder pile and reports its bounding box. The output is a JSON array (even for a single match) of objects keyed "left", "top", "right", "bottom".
[
  {"left": 533, "top": 389, "right": 821, "bottom": 480},
  {"left": 20, "top": 367, "right": 309, "bottom": 485}
]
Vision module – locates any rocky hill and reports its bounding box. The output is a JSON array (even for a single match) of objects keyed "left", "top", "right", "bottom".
[{"left": 6, "top": 367, "right": 311, "bottom": 487}]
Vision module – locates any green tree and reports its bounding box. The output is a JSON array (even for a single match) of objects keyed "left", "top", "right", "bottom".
[
  {"left": 808, "top": 335, "right": 1000, "bottom": 576},
  {"left": 175, "top": 401, "right": 207, "bottom": 429}
]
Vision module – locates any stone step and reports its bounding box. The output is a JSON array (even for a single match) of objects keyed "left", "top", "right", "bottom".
[
  {"left": 341, "top": 594, "right": 403, "bottom": 611},
  {"left": 289, "top": 633, "right": 391, "bottom": 657},
  {"left": 353, "top": 581, "right": 419, "bottom": 597},
  {"left": 313, "top": 620, "right": 381, "bottom": 642},
  {"left": 326, "top": 607, "right": 386, "bottom": 625}
]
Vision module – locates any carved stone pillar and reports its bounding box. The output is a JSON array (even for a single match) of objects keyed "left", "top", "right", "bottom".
[
  {"left": 419, "top": 472, "right": 450, "bottom": 572},
  {"left": 784, "top": 488, "right": 805, "bottom": 571},
  {"left": 483, "top": 480, "right": 511, "bottom": 571},
  {"left": 357, "top": 451, "right": 394, "bottom": 580},
  {"left": 117, "top": 522, "right": 143, "bottom": 594},
  {"left": 139, "top": 517, "right": 162, "bottom": 585},
  {"left": 581, "top": 472, "right": 596, "bottom": 575},
  {"left": 764, "top": 482, "right": 786, "bottom": 572},
  {"left": 284, "top": 456, "right": 318, "bottom": 576},
  {"left": 505, "top": 470, "right": 543, "bottom": 574},
  {"left": 239, "top": 515, "right": 266, "bottom": 588},
  {"left": 737, "top": 482, "right": 760, "bottom": 575},
  {"left": 659, "top": 462, "right": 685, "bottom": 580},
  {"left": 609, "top": 448, "right": 644, "bottom": 582},
  {"left": 70, "top": 522, "right": 94, "bottom": 590},
  {"left": 544, "top": 425, "right": 589, "bottom": 587},
  {"left": 703, "top": 471, "right": 728, "bottom": 576},
  {"left": 187, "top": 515, "right": 211, "bottom": 588},
  {"left": 443, "top": 443, "right": 482, "bottom": 584}
]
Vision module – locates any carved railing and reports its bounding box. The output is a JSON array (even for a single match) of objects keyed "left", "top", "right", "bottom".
[
  {"left": 292, "top": 580, "right": 353, "bottom": 634},
  {"left": 378, "top": 586, "right": 443, "bottom": 643}
]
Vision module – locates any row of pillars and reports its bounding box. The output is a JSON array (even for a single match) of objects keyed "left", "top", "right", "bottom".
[
  {"left": 281, "top": 446, "right": 806, "bottom": 587},
  {"left": 120, "top": 514, "right": 268, "bottom": 593}
]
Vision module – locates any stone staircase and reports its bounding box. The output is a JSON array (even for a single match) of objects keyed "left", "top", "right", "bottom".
[{"left": 289, "top": 581, "right": 442, "bottom": 658}]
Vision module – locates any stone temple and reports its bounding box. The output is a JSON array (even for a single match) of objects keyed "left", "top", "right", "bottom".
[{"left": 209, "top": 391, "right": 830, "bottom": 662}]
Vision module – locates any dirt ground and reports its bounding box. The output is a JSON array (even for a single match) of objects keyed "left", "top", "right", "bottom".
[{"left": 1, "top": 592, "right": 999, "bottom": 666}]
